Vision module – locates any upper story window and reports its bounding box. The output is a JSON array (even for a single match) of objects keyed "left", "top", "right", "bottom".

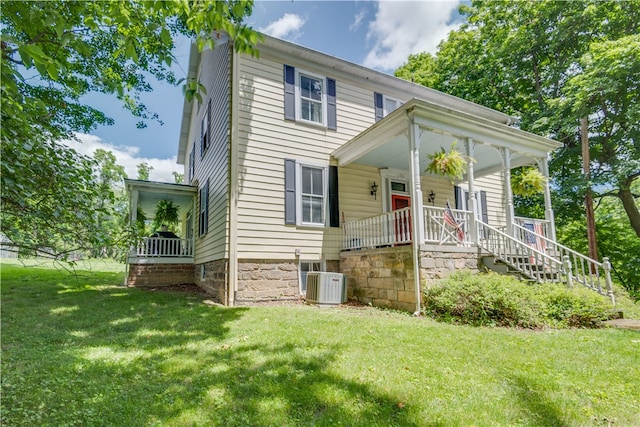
[
  {"left": 374, "top": 92, "right": 404, "bottom": 122},
  {"left": 284, "top": 65, "right": 337, "bottom": 130},
  {"left": 299, "top": 73, "right": 324, "bottom": 124},
  {"left": 188, "top": 141, "right": 195, "bottom": 182},
  {"left": 200, "top": 99, "right": 210, "bottom": 158}
]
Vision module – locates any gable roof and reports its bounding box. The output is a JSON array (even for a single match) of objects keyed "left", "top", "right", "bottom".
[{"left": 177, "top": 33, "right": 521, "bottom": 164}]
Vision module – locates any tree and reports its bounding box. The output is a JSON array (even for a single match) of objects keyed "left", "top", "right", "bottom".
[
  {"left": 394, "top": 52, "right": 438, "bottom": 88},
  {"left": 172, "top": 172, "right": 184, "bottom": 184},
  {"left": 137, "top": 163, "right": 154, "bottom": 181},
  {"left": 1, "top": 1, "right": 261, "bottom": 259},
  {"left": 397, "top": 1, "right": 639, "bottom": 235}
]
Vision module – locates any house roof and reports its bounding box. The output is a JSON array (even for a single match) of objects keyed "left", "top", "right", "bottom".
[
  {"left": 124, "top": 179, "right": 197, "bottom": 216},
  {"left": 176, "top": 32, "right": 523, "bottom": 164},
  {"left": 332, "top": 98, "right": 562, "bottom": 179}
]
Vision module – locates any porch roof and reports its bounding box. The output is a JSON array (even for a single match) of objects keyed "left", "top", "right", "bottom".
[
  {"left": 124, "top": 179, "right": 197, "bottom": 216},
  {"left": 332, "top": 98, "right": 562, "bottom": 178}
]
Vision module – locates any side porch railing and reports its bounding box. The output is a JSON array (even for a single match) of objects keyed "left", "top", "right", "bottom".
[
  {"left": 134, "top": 237, "right": 194, "bottom": 258},
  {"left": 342, "top": 207, "right": 411, "bottom": 250},
  {"left": 423, "top": 206, "right": 473, "bottom": 245}
]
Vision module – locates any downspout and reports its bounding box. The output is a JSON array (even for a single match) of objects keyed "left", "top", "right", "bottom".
[
  {"left": 227, "top": 43, "right": 240, "bottom": 307},
  {"left": 407, "top": 110, "right": 423, "bottom": 316}
]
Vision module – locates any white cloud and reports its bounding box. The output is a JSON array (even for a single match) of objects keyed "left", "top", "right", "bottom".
[
  {"left": 363, "top": 1, "right": 463, "bottom": 71},
  {"left": 62, "top": 133, "right": 183, "bottom": 184},
  {"left": 259, "top": 13, "right": 305, "bottom": 40},
  {"left": 350, "top": 9, "right": 367, "bottom": 32}
]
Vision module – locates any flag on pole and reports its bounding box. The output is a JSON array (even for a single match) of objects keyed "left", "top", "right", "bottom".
[{"left": 444, "top": 200, "right": 465, "bottom": 242}]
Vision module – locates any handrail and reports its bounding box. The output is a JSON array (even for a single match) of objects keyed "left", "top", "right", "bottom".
[
  {"left": 477, "top": 220, "right": 566, "bottom": 284},
  {"left": 513, "top": 223, "right": 614, "bottom": 302}
]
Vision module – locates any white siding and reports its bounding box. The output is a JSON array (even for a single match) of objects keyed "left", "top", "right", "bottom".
[
  {"left": 184, "top": 43, "right": 231, "bottom": 263},
  {"left": 234, "top": 55, "right": 378, "bottom": 260}
]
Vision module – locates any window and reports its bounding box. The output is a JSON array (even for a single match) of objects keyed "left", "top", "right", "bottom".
[
  {"left": 299, "top": 73, "right": 323, "bottom": 124},
  {"left": 200, "top": 99, "right": 210, "bottom": 157},
  {"left": 199, "top": 179, "right": 209, "bottom": 237},
  {"left": 374, "top": 92, "right": 404, "bottom": 122},
  {"left": 284, "top": 159, "right": 339, "bottom": 228},
  {"left": 284, "top": 65, "right": 337, "bottom": 130},
  {"left": 188, "top": 141, "right": 195, "bottom": 182},
  {"left": 299, "top": 261, "right": 325, "bottom": 295},
  {"left": 300, "top": 165, "right": 325, "bottom": 225}
]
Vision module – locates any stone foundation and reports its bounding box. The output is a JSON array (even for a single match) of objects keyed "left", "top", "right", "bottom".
[
  {"left": 197, "top": 259, "right": 228, "bottom": 304},
  {"left": 340, "top": 247, "right": 417, "bottom": 313},
  {"left": 340, "top": 245, "right": 483, "bottom": 313},
  {"left": 419, "top": 245, "right": 481, "bottom": 288},
  {"left": 127, "top": 263, "right": 195, "bottom": 287},
  {"left": 235, "top": 258, "right": 341, "bottom": 303}
]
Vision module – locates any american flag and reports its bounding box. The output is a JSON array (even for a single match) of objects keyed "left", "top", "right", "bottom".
[
  {"left": 523, "top": 221, "right": 546, "bottom": 253},
  {"left": 444, "top": 200, "right": 465, "bottom": 242}
]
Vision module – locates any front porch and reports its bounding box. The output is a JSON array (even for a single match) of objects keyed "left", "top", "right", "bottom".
[{"left": 333, "top": 98, "right": 614, "bottom": 312}]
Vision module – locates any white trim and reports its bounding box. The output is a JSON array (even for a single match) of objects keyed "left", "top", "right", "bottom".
[
  {"left": 383, "top": 95, "right": 403, "bottom": 117},
  {"left": 298, "top": 260, "right": 326, "bottom": 295},
  {"left": 295, "top": 161, "right": 329, "bottom": 227},
  {"left": 294, "top": 68, "right": 328, "bottom": 127},
  {"left": 380, "top": 169, "right": 411, "bottom": 212}
]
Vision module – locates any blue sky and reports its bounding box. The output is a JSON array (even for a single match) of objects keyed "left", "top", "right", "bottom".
[{"left": 65, "top": 1, "right": 464, "bottom": 182}]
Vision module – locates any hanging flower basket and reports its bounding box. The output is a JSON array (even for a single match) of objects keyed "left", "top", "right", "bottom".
[
  {"left": 426, "top": 141, "right": 472, "bottom": 182},
  {"left": 511, "top": 167, "right": 547, "bottom": 197}
]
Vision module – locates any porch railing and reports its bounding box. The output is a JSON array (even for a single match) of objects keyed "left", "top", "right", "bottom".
[
  {"left": 424, "top": 206, "right": 473, "bottom": 245},
  {"left": 342, "top": 207, "right": 411, "bottom": 250},
  {"left": 135, "top": 237, "right": 194, "bottom": 258},
  {"left": 512, "top": 222, "right": 614, "bottom": 302}
]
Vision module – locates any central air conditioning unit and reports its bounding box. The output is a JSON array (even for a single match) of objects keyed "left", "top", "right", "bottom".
[{"left": 305, "top": 272, "right": 347, "bottom": 305}]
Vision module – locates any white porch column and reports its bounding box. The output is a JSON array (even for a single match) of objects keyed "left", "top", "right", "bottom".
[
  {"left": 129, "top": 189, "right": 139, "bottom": 257},
  {"left": 465, "top": 138, "right": 478, "bottom": 244},
  {"left": 408, "top": 114, "right": 423, "bottom": 315},
  {"left": 501, "top": 147, "right": 515, "bottom": 236},
  {"left": 539, "top": 157, "right": 557, "bottom": 241}
]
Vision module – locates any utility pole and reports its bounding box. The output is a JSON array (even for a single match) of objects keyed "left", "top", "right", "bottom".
[{"left": 581, "top": 117, "right": 598, "bottom": 265}]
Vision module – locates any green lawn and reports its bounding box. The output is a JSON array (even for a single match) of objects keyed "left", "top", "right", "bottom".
[{"left": 2, "top": 260, "right": 639, "bottom": 426}]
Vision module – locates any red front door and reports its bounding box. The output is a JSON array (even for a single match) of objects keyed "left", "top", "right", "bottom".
[{"left": 391, "top": 195, "right": 411, "bottom": 244}]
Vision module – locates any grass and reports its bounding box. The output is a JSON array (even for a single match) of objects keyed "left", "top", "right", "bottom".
[{"left": 2, "top": 260, "right": 639, "bottom": 426}]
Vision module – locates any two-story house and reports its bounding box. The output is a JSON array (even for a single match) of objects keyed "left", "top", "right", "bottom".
[{"left": 125, "top": 34, "right": 614, "bottom": 312}]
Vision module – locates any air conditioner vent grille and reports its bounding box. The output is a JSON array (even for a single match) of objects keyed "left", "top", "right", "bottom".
[{"left": 305, "top": 272, "right": 346, "bottom": 305}]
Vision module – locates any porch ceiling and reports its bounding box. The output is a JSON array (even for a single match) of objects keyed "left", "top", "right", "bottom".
[
  {"left": 332, "top": 98, "right": 562, "bottom": 179},
  {"left": 124, "top": 179, "right": 197, "bottom": 216}
]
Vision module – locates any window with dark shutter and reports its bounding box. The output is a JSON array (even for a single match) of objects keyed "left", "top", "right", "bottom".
[
  {"left": 199, "top": 179, "right": 209, "bottom": 236},
  {"left": 374, "top": 92, "right": 384, "bottom": 122},
  {"left": 327, "top": 78, "right": 337, "bottom": 130},
  {"left": 328, "top": 166, "right": 339, "bottom": 227},
  {"left": 284, "top": 65, "right": 296, "bottom": 121},
  {"left": 284, "top": 159, "right": 296, "bottom": 225}
]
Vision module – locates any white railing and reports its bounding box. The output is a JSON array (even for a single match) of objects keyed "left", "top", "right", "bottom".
[
  {"left": 135, "top": 237, "right": 194, "bottom": 258},
  {"left": 512, "top": 223, "right": 614, "bottom": 302},
  {"left": 514, "top": 216, "right": 551, "bottom": 239},
  {"left": 342, "top": 207, "right": 411, "bottom": 250},
  {"left": 423, "top": 206, "right": 473, "bottom": 245}
]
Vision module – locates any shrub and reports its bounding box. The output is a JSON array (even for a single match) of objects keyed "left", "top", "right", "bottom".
[{"left": 423, "top": 271, "right": 614, "bottom": 329}]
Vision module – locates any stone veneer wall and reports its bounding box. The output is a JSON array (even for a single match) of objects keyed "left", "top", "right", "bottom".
[
  {"left": 419, "top": 245, "right": 481, "bottom": 286},
  {"left": 197, "top": 259, "right": 228, "bottom": 304},
  {"left": 235, "top": 259, "right": 341, "bottom": 303},
  {"left": 340, "top": 245, "right": 483, "bottom": 313},
  {"left": 127, "top": 263, "right": 194, "bottom": 287},
  {"left": 340, "top": 247, "right": 417, "bottom": 313}
]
